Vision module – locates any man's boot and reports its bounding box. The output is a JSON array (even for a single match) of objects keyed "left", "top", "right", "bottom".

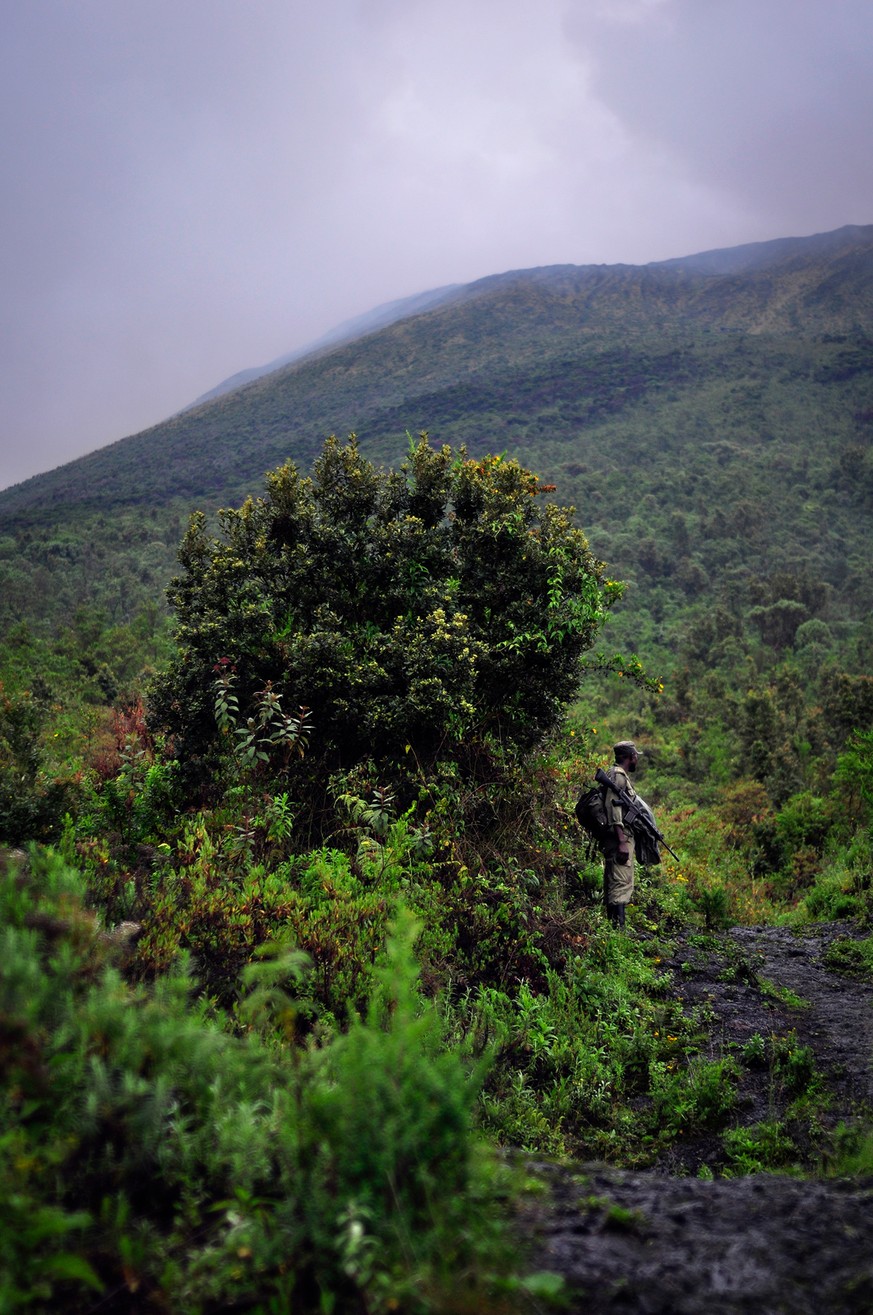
[
  {"left": 606, "top": 903, "right": 619, "bottom": 927},
  {"left": 616, "top": 903, "right": 626, "bottom": 930}
]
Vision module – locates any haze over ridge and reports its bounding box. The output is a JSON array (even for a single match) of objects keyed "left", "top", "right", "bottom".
[
  {"left": 2, "top": 1, "right": 872, "bottom": 492},
  {"left": 2, "top": 220, "right": 871, "bottom": 525}
]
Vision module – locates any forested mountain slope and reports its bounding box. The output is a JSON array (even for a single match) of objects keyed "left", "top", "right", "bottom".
[
  {"left": 2, "top": 222, "right": 872, "bottom": 682},
  {"left": 185, "top": 281, "right": 463, "bottom": 409}
]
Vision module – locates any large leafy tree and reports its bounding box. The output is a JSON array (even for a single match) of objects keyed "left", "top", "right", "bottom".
[{"left": 149, "top": 435, "right": 620, "bottom": 804}]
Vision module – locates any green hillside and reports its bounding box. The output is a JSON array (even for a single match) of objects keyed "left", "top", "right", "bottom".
[
  {"left": 2, "top": 224, "right": 872, "bottom": 678},
  {"left": 3, "top": 222, "right": 872, "bottom": 517}
]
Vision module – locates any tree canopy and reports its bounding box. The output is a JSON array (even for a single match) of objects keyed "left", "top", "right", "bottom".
[{"left": 149, "top": 435, "right": 620, "bottom": 808}]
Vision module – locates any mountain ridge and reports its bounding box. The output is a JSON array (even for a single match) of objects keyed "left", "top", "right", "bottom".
[
  {"left": 2, "top": 222, "right": 873, "bottom": 696},
  {"left": 182, "top": 225, "right": 873, "bottom": 419},
  {"left": 185, "top": 282, "right": 464, "bottom": 410},
  {"left": 1, "top": 222, "right": 871, "bottom": 531}
]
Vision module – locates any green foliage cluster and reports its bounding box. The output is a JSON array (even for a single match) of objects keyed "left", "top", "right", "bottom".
[
  {"left": 467, "top": 930, "right": 724, "bottom": 1163},
  {"left": 822, "top": 934, "right": 873, "bottom": 982},
  {"left": 0, "top": 680, "right": 78, "bottom": 844},
  {"left": 0, "top": 850, "right": 515, "bottom": 1314},
  {"left": 148, "top": 434, "right": 620, "bottom": 817},
  {"left": 716, "top": 1029, "right": 829, "bottom": 1177}
]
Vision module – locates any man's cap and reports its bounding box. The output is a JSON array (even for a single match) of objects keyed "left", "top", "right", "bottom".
[{"left": 613, "top": 740, "right": 641, "bottom": 757}]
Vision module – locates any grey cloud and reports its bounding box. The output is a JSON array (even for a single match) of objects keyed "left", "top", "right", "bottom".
[
  {"left": 572, "top": 0, "right": 873, "bottom": 232},
  {"left": 1, "top": 0, "right": 869, "bottom": 491}
]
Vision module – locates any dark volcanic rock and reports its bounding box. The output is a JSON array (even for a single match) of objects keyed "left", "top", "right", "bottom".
[
  {"left": 519, "top": 921, "right": 873, "bottom": 1313},
  {"left": 524, "top": 1159, "right": 873, "bottom": 1314}
]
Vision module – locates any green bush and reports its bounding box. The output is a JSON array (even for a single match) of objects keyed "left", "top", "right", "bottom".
[
  {"left": 0, "top": 850, "right": 518, "bottom": 1313},
  {"left": 0, "top": 682, "right": 76, "bottom": 844},
  {"left": 651, "top": 1057, "right": 739, "bottom": 1138},
  {"left": 823, "top": 935, "right": 873, "bottom": 981},
  {"left": 467, "top": 922, "right": 696, "bottom": 1164},
  {"left": 148, "top": 435, "right": 621, "bottom": 822},
  {"left": 775, "top": 791, "right": 832, "bottom": 857},
  {"left": 723, "top": 1121, "right": 799, "bottom": 1175}
]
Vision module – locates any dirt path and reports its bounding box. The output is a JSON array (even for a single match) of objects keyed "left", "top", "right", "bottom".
[
  {"left": 521, "top": 921, "right": 873, "bottom": 1313},
  {"left": 655, "top": 920, "right": 873, "bottom": 1174},
  {"left": 730, "top": 923, "right": 873, "bottom": 1111}
]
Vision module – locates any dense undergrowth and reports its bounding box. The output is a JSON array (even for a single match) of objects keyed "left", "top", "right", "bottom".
[
  {"left": 3, "top": 438, "right": 873, "bottom": 1311},
  {"left": 4, "top": 709, "right": 872, "bottom": 1311},
  {"left": 2, "top": 849, "right": 525, "bottom": 1313}
]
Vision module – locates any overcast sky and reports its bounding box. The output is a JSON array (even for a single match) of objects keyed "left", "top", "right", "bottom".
[{"left": 2, "top": 0, "right": 872, "bottom": 493}]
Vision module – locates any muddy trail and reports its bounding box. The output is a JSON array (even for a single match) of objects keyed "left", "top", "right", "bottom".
[{"left": 521, "top": 921, "right": 873, "bottom": 1313}]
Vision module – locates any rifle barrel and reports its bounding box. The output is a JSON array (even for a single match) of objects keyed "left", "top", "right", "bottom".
[{"left": 594, "top": 767, "right": 680, "bottom": 862}]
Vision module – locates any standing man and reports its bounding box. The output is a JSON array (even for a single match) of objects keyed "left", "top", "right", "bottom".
[{"left": 603, "top": 741, "right": 640, "bottom": 929}]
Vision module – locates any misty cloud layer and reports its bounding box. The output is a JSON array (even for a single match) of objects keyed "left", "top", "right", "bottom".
[{"left": 2, "top": 0, "right": 871, "bottom": 491}]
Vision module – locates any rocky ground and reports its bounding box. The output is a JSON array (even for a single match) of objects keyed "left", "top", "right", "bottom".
[{"left": 520, "top": 921, "right": 873, "bottom": 1313}]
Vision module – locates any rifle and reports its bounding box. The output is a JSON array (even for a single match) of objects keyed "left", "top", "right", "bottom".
[{"left": 594, "top": 767, "right": 681, "bottom": 863}]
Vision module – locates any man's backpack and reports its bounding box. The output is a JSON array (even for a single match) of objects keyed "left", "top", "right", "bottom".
[{"left": 575, "top": 781, "right": 610, "bottom": 847}]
